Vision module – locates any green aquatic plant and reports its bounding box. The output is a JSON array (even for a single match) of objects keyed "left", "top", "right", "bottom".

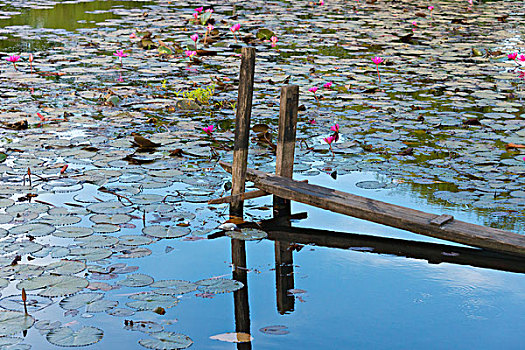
[{"left": 175, "top": 84, "right": 215, "bottom": 104}]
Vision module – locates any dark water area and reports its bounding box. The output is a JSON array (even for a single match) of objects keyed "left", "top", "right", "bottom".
[{"left": 0, "top": 0, "right": 525, "bottom": 349}]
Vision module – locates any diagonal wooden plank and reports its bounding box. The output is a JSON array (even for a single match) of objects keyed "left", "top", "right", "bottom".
[{"left": 219, "top": 161, "right": 525, "bottom": 256}]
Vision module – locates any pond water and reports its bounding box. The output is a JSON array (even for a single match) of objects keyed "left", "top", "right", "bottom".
[{"left": 0, "top": 0, "right": 525, "bottom": 349}]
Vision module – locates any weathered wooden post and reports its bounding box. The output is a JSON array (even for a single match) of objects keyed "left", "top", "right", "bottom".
[
  {"left": 230, "top": 47, "right": 255, "bottom": 348},
  {"left": 273, "top": 85, "right": 299, "bottom": 314},
  {"left": 273, "top": 85, "right": 299, "bottom": 217},
  {"left": 230, "top": 46, "right": 256, "bottom": 219}
]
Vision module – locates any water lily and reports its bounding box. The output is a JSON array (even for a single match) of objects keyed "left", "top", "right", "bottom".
[
  {"left": 114, "top": 50, "right": 128, "bottom": 67},
  {"left": 324, "top": 135, "right": 336, "bottom": 156},
  {"left": 372, "top": 56, "right": 384, "bottom": 84},
  {"left": 323, "top": 81, "right": 333, "bottom": 89},
  {"left": 203, "top": 125, "right": 214, "bottom": 135},
  {"left": 428, "top": 5, "right": 434, "bottom": 11},
  {"left": 330, "top": 124, "right": 339, "bottom": 132},
  {"left": 518, "top": 54, "right": 525, "bottom": 62},
  {"left": 185, "top": 50, "right": 197, "bottom": 58},
  {"left": 270, "top": 36, "right": 278, "bottom": 48},
  {"left": 195, "top": 7, "right": 204, "bottom": 13},
  {"left": 28, "top": 53, "right": 34, "bottom": 73},
  {"left": 308, "top": 86, "right": 319, "bottom": 102},
  {"left": 130, "top": 33, "right": 137, "bottom": 39},
  {"left": 190, "top": 33, "right": 199, "bottom": 49},
  {"left": 319, "top": 0, "right": 325, "bottom": 5},
  {"left": 230, "top": 23, "right": 241, "bottom": 43},
  {"left": 6, "top": 55, "right": 20, "bottom": 71},
  {"left": 204, "top": 24, "right": 214, "bottom": 44},
  {"left": 508, "top": 52, "right": 518, "bottom": 60},
  {"left": 205, "top": 9, "right": 214, "bottom": 13},
  {"left": 193, "top": 12, "right": 199, "bottom": 21}
]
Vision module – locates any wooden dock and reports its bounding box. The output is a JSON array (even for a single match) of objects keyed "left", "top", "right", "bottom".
[{"left": 216, "top": 46, "right": 525, "bottom": 261}]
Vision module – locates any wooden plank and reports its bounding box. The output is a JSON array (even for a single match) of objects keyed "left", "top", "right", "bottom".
[
  {"left": 208, "top": 189, "right": 268, "bottom": 205},
  {"left": 230, "top": 47, "right": 256, "bottom": 218},
  {"left": 274, "top": 85, "right": 299, "bottom": 217},
  {"left": 262, "top": 225, "right": 525, "bottom": 274},
  {"left": 219, "top": 161, "right": 525, "bottom": 256},
  {"left": 430, "top": 214, "right": 454, "bottom": 226}
]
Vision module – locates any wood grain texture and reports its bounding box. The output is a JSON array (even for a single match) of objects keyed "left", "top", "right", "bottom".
[{"left": 220, "top": 161, "right": 525, "bottom": 256}]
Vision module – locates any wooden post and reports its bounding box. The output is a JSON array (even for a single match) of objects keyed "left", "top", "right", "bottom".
[
  {"left": 230, "top": 47, "right": 256, "bottom": 218},
  {"left": 232, "top": 240, "right": 251, "bottom": 349},
  {"left": 273, "top": 85, "right": 299, "bottom": 217},
  {"left": 272, "top": 85, "right": 299, "bottom": 315}
]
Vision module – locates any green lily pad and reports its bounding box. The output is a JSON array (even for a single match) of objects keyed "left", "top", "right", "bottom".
[
  {"left": 0, "top": 294, "right": 53, "bottom": 313},
  {"left": 226, "top": 228, "right": 267, "bottom": 241},
  {"left": 151, "top": 280, "right": 197, "bottom": 295},
  {"left": 17, "top": 275, "right": 88, "bottom": 297},
  {"left": 126, "top": 293, "right": 179, "bottom": 311},
  {"left": 45, "top": 260, "right": 86, "bottom": 275},
  {"left": 0, "top": 152, "right": 6, "bottom": 163},
  {"left": 195, "top": 278, "right": 244, "bottom": 294},
  {"left": 142, "top": 225, "right": 190, "bottom": 239},
  {"left": 0, "top": 311, "right": 34, "bottom": 336},
  {"left": 86, "top": 299, "right": 118, "bottom": 313},
  {"left": 117, "top": 273, "right": 154, "bottom": 287},
  {"left": 8, "top": 223, "right": 55, "bottom": 237},
  {"left": 139, "top": 332, "right": 193, "bottom": 350},
  {"left": 256, "top": 28, "right": 275, "bottom": 40},
  {"left": 59, "top": 293, "right": 104, "bottom": 310},
  {"left": 46, "top": 326, "right": 103, "bottom": 347}
]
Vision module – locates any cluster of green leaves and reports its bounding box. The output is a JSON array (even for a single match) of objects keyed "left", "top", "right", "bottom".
[{"left": 174, "top": 84, "right": 216, "bottom": 105}]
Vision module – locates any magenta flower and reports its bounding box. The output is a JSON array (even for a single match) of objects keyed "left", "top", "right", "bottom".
[
  {"left": 185, "top": 50, "right": 197, "bottom": 58},
  {"left": 428, "top": 6, "right": 434, "bottom": 11},
  {"left": 190, "top": 33, "right": 199, "bottom": 49},
  {"left": 308, "top": 86, "right": 318, "bottom": 93},
  {"left": 518, "top": 71, "right": 525, "bottom": 80},
  {"left": 207, "top": 24, "right": 214, "bottom": 32},
  {"left": 324, "top": 135, "right": 335, "bottom": 145},
  {"left": 117, "top": 75, "right": 124, "bottom": 83},
  {"left": 193, "top": 12, "right": 199, "bottom": 20},
  {"left": 195, "top": 7, "right": 204, "bottom": 13},
  {"left": 6, "top": 55, "right": 20, "bottom": 70},
  {"left": 372, "top": 56, "right": 384, "bottom": 84},
  {"left": 508, "top": 52, "right": 518, "bottom": 60},
  {"left": 205, "top": 9, "right": 214, "bottom": 13},
  {"left": 270, "top": 36, "right": 278, "bottom": 48},
  {"left": 113, "top": 50, "right": 127, "bottom": 67},
  {"left": 319, "top": 0, "right": 325, "bottom": 4},
  {"left": 412, "top": 21, "right": 417, "bottom": 26},
  {"left": 309, "top": 119, "right": 316, "bottom": 124},
  {"left": 330, "top": 123, "right": 339, "bottom": 132},
  {"left": 230, "top": 23, "right": 241, "bottom": 33},
  {"left": 130, "top": 33, "right": 137, "bottom": 39},
  {"left": 203, "top": 125, "right": 215, "bottom": 135},
  {"left": 518, "top": 54, "right": 525, "bottom": 62},
  {"left": 323, "top": 81, "right": 333, "bottom": 89}
]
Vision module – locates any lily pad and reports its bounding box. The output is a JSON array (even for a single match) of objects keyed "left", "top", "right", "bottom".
[
  {"left": 126, "top": 293, "right": 179, "bottom": 311},
  {"left": 17, "top": 275, "right": 89, "bottom": 297},
  {"left": 142, "top": 225, "right": 190, "bottom": 239},
  {"left": 0, "top": 311, "right": 34, "bottom": 336},
  {"left": 195, "top": 278, "right": 244, "bottom": 294},
  {"left": 59, "top": 293, "right": 104, "bottom": 310},
  {"left": 139, "top": 332, "right": 193, "bottom": 350},
  {"left": 117, "top": 273, "right": 154, "bottom": 287},
  {"left": 46, "top": 326, "right": 103, "bottom": 347},
  {"left": 226, "top": 228, "right": 268, "bottom": 241}
]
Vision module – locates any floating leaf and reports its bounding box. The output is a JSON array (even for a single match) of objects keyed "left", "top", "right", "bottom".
[
  {"left": 259, "top": 325, "right": 289, "bottom": 335},
  {"left": 195, "top": 278, "right": 244, "bottom": 294},
  {"left": 151, "top": 280, "right": 197, "bottom": 295},
  {"left": 118, "top": 235, "right": 153, "bottom": 246},
  {"left": 87, "top": 202, "right": 134, "bottom": 214},
  {"left": 0, "top": 311, "right": 34, "bottom": 336},
  {"left": 226, "top": 228, "right": 267, "bottom": 241},
  {"left": 142, "top": 225, "right": 190, "bottom": 239},
  {"left": 0, "top": 265, "right": 44, "bottom": 280},
  {"left": 90, "top": 214, "right": 131, "bottom": 225},
  {"left": 75, "top": 235, "right": 119, "bottom": 248},
  {"left": 86, "top": 299, "right": 118, "bottom": 313},
  {"left": 106, "top": 308, "right": 134, "bottom": 317},
  {"left": 139, "top": 331, "right": 193, "bottom": 350},
  {"left": 8, "top": 223, "right": 55, "bottom": 237},
  {"left": 127, "top": 320, "right": 163, "bottom": 333},
  {"left": 210, "top": 332, "right": 253, "bottom": 343},
  {"left": 69, "top": 247, "right": 113, "bottom": 261},
  {"left": 4, "top": 242, "right": 43, "bottom": 255},
  {"left": 53, "top": 227, "right": 94, "bottom": 238},
  {"left": 117, "top": 273, "right": 154, "bottom": 288},
  {"left": 17, "top": 275, "right": 88, "bottom": 297},
  {"left": 0, "top": 294, "right": 53, "bottom": 313},
  {"left": 126, "top": 293, "right": 178, "bottom": 311},
  {"left": 59, "top": 293, "right": 104, "bottom": 310},
  {"left": 45, "top": 260, "right": 86, "bottom": 275},
  {"left": 0, "top": 152, "right": 6, "bottom": 163},
  {"left": 116, "top": 247, "right": 152, "bottom": 259},
  {"left": 46, "top": 326, "right": 103, "bottom": 347}
]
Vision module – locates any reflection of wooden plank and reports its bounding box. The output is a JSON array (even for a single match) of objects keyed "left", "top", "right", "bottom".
[
  {"left": 208, "top": 189, "right": 268, "bottom": 205},
  {"left": 220, "top": 161, "right": 525, "bottom": 256},
  {"left": 275, "top": 241, "right": 295, "bottom": 314},
  {"left": 263, "top": 226, "right": 525, "bottom": 274}
]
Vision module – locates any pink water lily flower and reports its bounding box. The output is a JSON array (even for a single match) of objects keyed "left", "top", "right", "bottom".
[
  {"left": 205, "top": 9, "right": 214, "bottom": 13},
  {"left": 130, "top": 33, "right": 137, "bottom": 39},
  {"left": 319, "top": 0, "right": 325, "bottom": 4},
  {"left": 193, "top": 12, "right": 199, "bottom": 20},
  {"left": 428, "top": 6, "right": 434, "bottom": 11},
  {"left": 203, "top": 125, "right": 215, "bottom": 135},
  {"left": 195, "top": 7, "right": 204, "bottom": 13},
  {"left": 508, "top": 52, "right": 518, "bottom": 60},
  {"left": 190, "top": 33, "right": 199, "bottom": 49},
  {"left": 308, "top": 86, "right": 318, "bottom": 93},
  {"left": 230, "top": 24, "right": 241, "bottom": 33},
  {"left": 323, "top": 81, "right": 333, "bottom": 89},
  {"left": 324, "top": 135, "right": 335, "bottom": 145},
  {"left": 6, "top": 55, "right": 20, "bottom": 70},
  {"left": 185, "top": 50, "right": 197, "bottom": 58},
  {"left": 114, "top": 50, "right": 128, "bottom": 58},
  {"left": 372, "top": 56, "right": 384, "bottom": 84},
  {"left": 518, "top": 54, "right": 525, "bottom": 62},
  {"left": 270, "top": 36, "right": 278, "bottom": 48},
  {"left": 330, "top": 124, "right": 339, "bottom": 132},
  {"left": 207, "top": 24, "right": 214, "bottom": 32}
]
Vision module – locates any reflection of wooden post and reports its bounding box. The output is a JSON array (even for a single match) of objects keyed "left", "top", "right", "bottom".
[
  {"left": 230, "top": 47, "right": 256, "bottom": 218},
  {"left": 275, "top": 240, "right": 295, "bottom": 314},
  {"left": 232, "top": 240, "right": 251, "bottom": 349},
  {"left": 273, "top": 85, "right": 299, "bottom": 314},
  {"left": 273, "top": 85, "right": 299, "bottom": 217}
]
